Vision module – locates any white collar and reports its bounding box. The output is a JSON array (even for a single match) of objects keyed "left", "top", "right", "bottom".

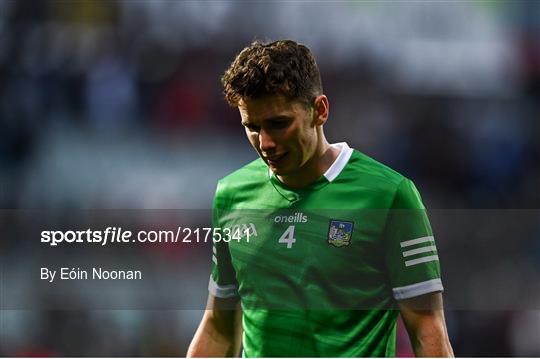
[
  {"left": 267, "top": 142, "right": 354, "bottom": 183},
  {"left": 323, "top": 142, "right": 354, "bottom": 182}
]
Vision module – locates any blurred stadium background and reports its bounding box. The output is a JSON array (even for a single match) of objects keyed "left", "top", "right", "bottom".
[{"left": 1, "top": 0, "right": 540, "bottom": 356}]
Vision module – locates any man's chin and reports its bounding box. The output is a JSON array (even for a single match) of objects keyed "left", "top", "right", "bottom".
[
  {"left": 269, "top": 165, "right": 295, "bottom": 177},
  {"left": 268, "top": 165, "right": 287, "bottom": 176}
]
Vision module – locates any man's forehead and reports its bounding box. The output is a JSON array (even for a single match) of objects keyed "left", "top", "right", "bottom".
[{"left": 238, "top": 95, "right": 300, "bottom": 122}]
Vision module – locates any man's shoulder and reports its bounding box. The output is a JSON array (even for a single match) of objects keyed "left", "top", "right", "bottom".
[
  {"left": 345, "top": 149, "right": 426, "bottom": 209},
  {"left": 215, "top": 157, "right": 268, "bottom": 195},
  {"left": 346, "top": 149, "right": 408, "bottom": 188},
  {"left": 219, "top": 157, "right": 268, "bottom": 183}
]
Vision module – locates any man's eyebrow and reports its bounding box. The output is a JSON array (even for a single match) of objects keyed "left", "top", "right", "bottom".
[
  {"left": 242, "top": 116, "right": 291, "bottom": 126},
  {"left": 263, "top": 115, "right": 293, "bottom": 123},
  {"left": 267, "top": 116, "right": 291, "bottom": 121}
]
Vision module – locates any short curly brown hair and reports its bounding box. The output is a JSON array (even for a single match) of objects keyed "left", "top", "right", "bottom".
[{"left": 221, "top": 40, "right": 323, "bottom": 107}]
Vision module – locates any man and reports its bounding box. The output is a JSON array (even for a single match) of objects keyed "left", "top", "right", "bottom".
[{"left": 188, "top": 40, "right": 454, "bottom": 357}]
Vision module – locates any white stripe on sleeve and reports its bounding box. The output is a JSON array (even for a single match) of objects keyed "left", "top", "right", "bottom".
[
  {"left": 405, "top": 255, "right": 439, "bottom": 267},
  {"left": 402, "top": 245, "right": 437, "bottom": 257},
  {"left": 400, "top": 236, "right": 434, "bottom": 248}
]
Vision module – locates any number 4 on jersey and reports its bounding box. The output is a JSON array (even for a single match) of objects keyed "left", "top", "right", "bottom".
[{"left": 278, "top": 225, "right": 296, "bottom": 248}]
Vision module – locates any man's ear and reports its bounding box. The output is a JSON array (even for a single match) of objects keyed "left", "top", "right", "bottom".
[{"left": 312, "top": 95, "right": 329, "bottom": 126}]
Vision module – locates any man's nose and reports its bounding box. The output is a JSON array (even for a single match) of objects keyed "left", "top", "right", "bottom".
[{"left": 259, "top": 129, "right": 277, "bottom": 152}]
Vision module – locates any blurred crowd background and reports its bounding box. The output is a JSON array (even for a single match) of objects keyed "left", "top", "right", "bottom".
[{"left": 1, "top": 0, "right": 539, "bottom": 357}]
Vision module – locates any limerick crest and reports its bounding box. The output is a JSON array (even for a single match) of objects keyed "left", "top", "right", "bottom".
[{"left": 327, "top": 220, "right": 354, "bottom": 247}]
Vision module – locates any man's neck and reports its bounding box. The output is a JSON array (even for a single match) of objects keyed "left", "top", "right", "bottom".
[{"left": 277, "top": 141, "right": 340, "bottom": 189}]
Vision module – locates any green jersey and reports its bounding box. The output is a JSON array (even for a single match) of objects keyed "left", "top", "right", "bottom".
[{"left": 209, "top": 142, "right": 443, "bottom": 357}]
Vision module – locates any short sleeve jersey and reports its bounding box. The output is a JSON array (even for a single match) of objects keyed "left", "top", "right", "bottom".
[{"left": 209, "top": 142, "right": 443, "bottom": 357}]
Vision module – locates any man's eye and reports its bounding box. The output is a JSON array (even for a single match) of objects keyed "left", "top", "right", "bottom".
[
  {"left": 245, "top": 124, "right": 259, "bottom": 132},
  {"left": 271, "top": 121, "right": 289, "bottom": 129}
]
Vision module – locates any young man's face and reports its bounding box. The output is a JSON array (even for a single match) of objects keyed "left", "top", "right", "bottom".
[{"left": 238, "top": 95, "right": 319, "bottom": 176}]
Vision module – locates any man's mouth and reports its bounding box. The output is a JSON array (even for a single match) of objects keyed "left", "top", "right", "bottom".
[{"left": 265, "top": 152, "right": 288, "bottom": 165}]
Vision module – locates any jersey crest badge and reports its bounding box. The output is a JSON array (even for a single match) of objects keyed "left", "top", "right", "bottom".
[{"left": 327, "top": 220, "right": 354, "bottom": 247}]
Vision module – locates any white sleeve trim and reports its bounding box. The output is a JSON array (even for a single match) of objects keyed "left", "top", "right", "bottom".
[
  {"left": 208, "top": 276, "right": 239, "bottom": 298},
  {"left": 392, "top": 278, "right": 443, "bottom": 300}
]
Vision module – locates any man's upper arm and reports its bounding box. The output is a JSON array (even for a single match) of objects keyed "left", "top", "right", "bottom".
[
  {"left": 384, "top": 179, "right": 452, "bottom": 356},
  {"left": 385, "top": 178, "right": 444, "bottom": 300},
  {"left": 210, "top": 181, "right": 240, "bottom": 298},
  {"left": 192, "top": 181, "right": 242, "bottom": 356}
]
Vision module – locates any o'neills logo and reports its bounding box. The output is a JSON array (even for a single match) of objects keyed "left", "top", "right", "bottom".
[{"left": 274, "top": 212, "right": 308, "bottom": 223}]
